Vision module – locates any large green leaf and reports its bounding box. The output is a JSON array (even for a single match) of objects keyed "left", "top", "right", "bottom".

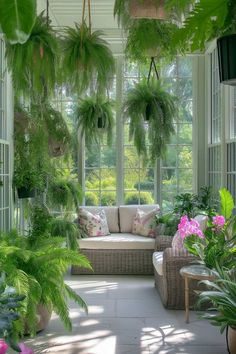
[
  {"left": 219, "top": 188, "right": 234, "bottom": 220},
  {"left": 0, "top": 0, "right": 36, "bottom": 44}
]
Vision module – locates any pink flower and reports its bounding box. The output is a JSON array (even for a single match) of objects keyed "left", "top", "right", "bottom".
[
  {"left": 0, "top": 341, "right": 8, "bottom": 354},
  {"left": 212, "top": 215, "right": 225, "bottom": 228},
  {"left": 18, "top": 343, "right": 34, "bottom": 354},
  {"left": 178, "top": 215, "right": 204, "bottom": 239}
]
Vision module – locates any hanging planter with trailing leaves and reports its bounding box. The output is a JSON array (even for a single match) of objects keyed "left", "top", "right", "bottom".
[
  {"left": 130, "top": 0, "right": 166, "bottom": 20},
  {"left": 76, "top": 96, "right": 115, "bottom": 147},
  {"left": 217, "top": 34, "right": 236, "bottom": 86},
  {"left": 62, "top": 0, "right": 115, "bottom": 94},
  {"left": 5, "top": 12, "right": 59, "bottom": 98},
  {"left": 123, "top": 57, "right": 177, "bottom": 163}
]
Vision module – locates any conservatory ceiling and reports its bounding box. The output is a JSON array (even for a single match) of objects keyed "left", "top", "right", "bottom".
[{"left": 37, "top": 0, "right": 124, "bottom": 54}]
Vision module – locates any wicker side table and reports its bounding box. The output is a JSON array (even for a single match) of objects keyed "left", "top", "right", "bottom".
[{"left": 180, "top": 264, "right": 216, "bottom": 323}]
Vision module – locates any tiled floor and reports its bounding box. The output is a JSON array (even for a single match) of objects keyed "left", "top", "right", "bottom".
[{"left": 26, "top": 275, "right": 227, "bottom": 354}]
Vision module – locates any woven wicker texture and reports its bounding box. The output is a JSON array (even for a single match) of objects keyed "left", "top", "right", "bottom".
[
  {"left": 154, "top": 247, "right": 199, "bottom": 309},
  {"left": 71, "top": 248, "right": 154, "bottom": 275}
]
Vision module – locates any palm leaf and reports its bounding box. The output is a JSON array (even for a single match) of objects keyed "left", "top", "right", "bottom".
[{"left": 0, "top": 0, "right": 36, "bottom": 44}]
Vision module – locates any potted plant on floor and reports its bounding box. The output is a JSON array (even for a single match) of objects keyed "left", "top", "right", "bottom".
[
  {"left": 0, "top": 229, "right": 91, "bottom": 336},
  {"left": 123, "top": 78, "right": 177, "bottom": 162},
  {"left": 62, "top": 22, "right": 115, "bottom": 93},
  {"left": 76, "top": 96, "right": 115, "bottom": 147},
  {"left": 198, "top": 267, "right": 236, "bottom": 354}
]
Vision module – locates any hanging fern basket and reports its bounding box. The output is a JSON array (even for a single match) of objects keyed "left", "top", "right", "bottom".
[
  {"left": 217, "top": 34, "right": 236, "bottom": 86},
  {"left": 17, "top": 187, "right": 36, "bottom": 199},
  {"left": 130, "top": 0, "right": 166, "bottom": 20}
]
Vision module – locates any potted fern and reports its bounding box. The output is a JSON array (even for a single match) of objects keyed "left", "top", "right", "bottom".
[
  {"left": 5, "top": 13, "right": 59, "bottom": 98},
  {"left": 0, "top": 230, "right": 91, "bottom": 335},
  {"left": 62, "top": 22, "right": 115, "bottom": 93},
  {"left": 76, "top": 96, "right": 115, "bottom": 147},
  {"left": 125, "top": 19, "right": 178, "bottom": 63},
  {"left": 123, "top": 79, "right": 177, "bottom": 162},
  {"left": 198, "top": 267, "right": 236, "bottom": 354}
]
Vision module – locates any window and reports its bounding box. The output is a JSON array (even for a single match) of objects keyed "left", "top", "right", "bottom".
[
  {"left": 0, "top": 38, "right": 12, "bottom": 231},
  {"left": 160, "top": 57, "right": 193, "bottom": 210},
  {"left": 207, "top": 49, "right": 222, "bottom": 194}
]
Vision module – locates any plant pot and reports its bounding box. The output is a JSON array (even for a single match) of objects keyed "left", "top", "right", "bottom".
[
  {"left": 17, "top": 187, "right": 36, "bottom": 199},
  {"left": 130, "top": 0, "right": 166, "bottom": 20},
  {"left": 97, "top": 116, "right": 105, "bottom": 129},
  {"left": 24, "top": 304, "right": 52, "bottom": 335},
  {"left": 217, "top": 34, "right": 236, "bottom": 86},
  {"left": 227, "top": 326, "right": 236, "bottom": 354},
  {"left": 48, "top": 138, "right": 67, "bottom": 157},
  {"left": 145, "top": 103, "right": 152, "bottom": 121}
]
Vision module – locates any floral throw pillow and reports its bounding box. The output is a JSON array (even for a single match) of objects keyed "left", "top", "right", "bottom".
[
  {"left": 77, "top": 209, "right": 110, "bottom": 237},
  {"left": 132, "top": 208, "right": 159, "bottom": 238}
]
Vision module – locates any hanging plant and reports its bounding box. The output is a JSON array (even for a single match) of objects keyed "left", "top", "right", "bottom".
[
  {"left": 41, "top": 104, "right": 71, "bottom": 157},
  {"left": 76, "top": 96, "right": 115, "bottom": 147},
  {"left": 123, "top": 75, "right": 177, "bottom": 162},
  {"left": 5, "top": 12, "right": 59, "bottom": 98},
  {"left": 62, "top": 22, "right": 115, "bottom": 93},
  {"left": 125, "top": 19, "right": 178, "bottom": 62},
  {"left": 114, "top": 0, "right": 194, "bottom": 29}
]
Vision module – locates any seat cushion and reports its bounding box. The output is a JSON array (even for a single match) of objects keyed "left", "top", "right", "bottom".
[
  {"left": 78, "top": 233, "right": 155, "bottom": 250},
  {"left": 79, "top": 206, "right": 119, "bottom": 233},
  {"left": 119, "top": 205, "right": 160, "bottom": 233},
  {"left": 152, "top": 251, "right": 163, "bottom": 276}
]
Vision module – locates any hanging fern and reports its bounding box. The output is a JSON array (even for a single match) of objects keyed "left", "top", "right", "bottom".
[
  {"left": 5, "top": 13, "right": 59, "bottom": 98},
  {"left": 62, "top": 22, "right": 115, "bottom": 93},
  {"left": 76, "top": 96, "right": 115, "bottom": 147},
  {"left": 125, "top": 19, "right": 178, "bottom": 63},
  {"left": 123, "top": 79, "right": 177, "bottom": 162},
  {"left": 172, "top": 0, "right": 233, "bottom": 52}
]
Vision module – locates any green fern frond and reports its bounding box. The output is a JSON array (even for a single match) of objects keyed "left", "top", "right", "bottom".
[
  {"left": 123, "top": 79, "right": 177, "bottom": 162},
  {"left": 62, "top": 22, "right": 115, "bottom": 93},
  {"left": 172, "top": 0, "right": 229, "bottom": 52},
  {"left": 77, "top": 96, "right": 115, "bottom": 148},
  {"left": 5, "top": 12, "right": 59, "bottom": 98}
]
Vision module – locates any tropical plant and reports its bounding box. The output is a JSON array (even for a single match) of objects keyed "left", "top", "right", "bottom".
[
  {"left": 51, "top": 217, "right": 80, "bottom": 250},
  {"left": 0, "top": 0, "right": 36, "bottom": 44},
  {"left": 0, "top": 230, "right": 91, "bottom": 335},
  {"left": 179, "top": 188, "right": 236, "bottom": 270},
  {"left": 155, "top": 212, "right": 180, "bottom": 236},
  {"left": 5, "top": 13, "right": 59, "bottom": 97},
  {"left": 125, "top": 19, "right": 178, "bottom": 63},
  {"left": 198, "top": 266, "right": 236, "bottom": 353},
  {"left": 172, "top": 0, "right": 236, "bottom": 52},
  {"left": 173, "top": 192, "right": 199, "bottom": 218},
  {"left": 77, "top": 96, "right": 115, "bottom": 147},
  {"left": 62, "top": 22, "right": 115, "bottom": 93},
  {"left": 0, "top": 277, "right": 25, "bottom": 352},
  {"left": 123, "top": 79, "right": 177, "bottom": 162}
]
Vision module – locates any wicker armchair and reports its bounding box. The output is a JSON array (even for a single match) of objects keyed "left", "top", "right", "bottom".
[{"left": 154, "top": 236, "right": 199, "bottom": 309}]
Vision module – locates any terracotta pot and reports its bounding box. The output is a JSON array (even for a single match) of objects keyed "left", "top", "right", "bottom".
[
  {"left": 25, "top": 304, "right": 52, "bottom": 334},
  {"left": 130, "top": 0, "right": 166, "bottom": 20},
  {"left": 228, "top": 326, "right": 236, "bottom": 354}
]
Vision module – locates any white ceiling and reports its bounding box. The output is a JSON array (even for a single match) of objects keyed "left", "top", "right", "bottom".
[{"left": 37, "top": 0, "right": 124, "bottom": 54}]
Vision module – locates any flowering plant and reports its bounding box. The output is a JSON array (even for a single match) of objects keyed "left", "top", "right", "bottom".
[{"left": 178, "top": 188, "right": 236, "bottom": 270}]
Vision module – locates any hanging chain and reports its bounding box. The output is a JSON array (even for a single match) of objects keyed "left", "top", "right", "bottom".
[{"left": 147, "top": 57, "right": 159, "bottom": 83}]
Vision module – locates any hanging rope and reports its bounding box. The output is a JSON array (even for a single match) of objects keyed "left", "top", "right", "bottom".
[
  {"left": 46, "top": 0, "right": 49, "bottom": 27},
  {"left": 147, "top": 57, "right": 159, "bottom": 83},
  {"left": 81, "top": 0, "right": 92, "bottom": 48}
]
